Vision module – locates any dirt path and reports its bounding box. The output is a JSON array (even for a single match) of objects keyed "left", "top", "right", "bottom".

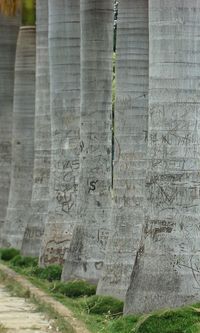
[
  {"left": 0, "top": 264, "right": 90, "bottom": 333},
  {"left": 0, "top": 284, "right": 55, "bottom": 333}
]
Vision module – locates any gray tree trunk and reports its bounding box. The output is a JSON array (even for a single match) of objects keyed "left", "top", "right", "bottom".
[
  {"left": 62, "top": 0, "right": 113, "bottom": 284},
  {"left": 0, "top": 13, "right": 20, "bottom": 244},
  {"left": 125, "top": 0, "right": 200, "bottom": 314},
  {"left": 97, "top": 0, "right": 149, "bottom": 300},
  {"left": 1, "top": 27, "right": 36, "bottom": 249},
  {"left": 39, "top": 0, "right": 80, "bottom": 266},
  {"left": 21, "top": 0, "right": 51, "bottom": 256}
]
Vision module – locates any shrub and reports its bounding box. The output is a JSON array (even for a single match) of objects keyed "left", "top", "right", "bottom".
[
  {"left": 81, "top": 295, "right": 124, "bottom": 316},
  {"left": 33, "top": 264, "right": 62, "bottom": 282},
  {"left": 52, "top": 280, "right": 97, "bottom": 298},
  {"left": 1, "top": 248, "right": 20, "bottom": 261},
  {"left": 10, "top": 255, "right": 38, "bottom": 268}
]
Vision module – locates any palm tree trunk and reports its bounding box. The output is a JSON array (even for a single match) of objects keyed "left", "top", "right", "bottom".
[
  {"left": 0, "top": 13, "right": 20, "bottom": 245},
  {"left": 97, "top": 0, "right": 149, "bottom": 300},
  {"left": 1, "top": 26, "right": 35, "bottom": 249},
  {"left": 21, "top": 0, "right": 50, "bottom": 256},
  {"left": 125, "top": 0, "right": 200, "bottom": 314},
  {"left": 62, "top": 0, "right": 113, "bottom": 283},
  {"left": 39, "top": 0, "right": 80, "bottom": 265}
]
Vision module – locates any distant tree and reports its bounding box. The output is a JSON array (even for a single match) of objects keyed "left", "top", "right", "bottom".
[{"left": 0, "top": 0, "right": 35, "bottom": 25}]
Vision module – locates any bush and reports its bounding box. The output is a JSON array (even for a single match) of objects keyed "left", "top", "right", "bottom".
[
  {"left": 10, "top": 255, "right": 38, "bottom": 268},
  {"left": 81, "top": 295, "right": 124, "bottom": 316},
  {"left": 1, "top": 248, "right": 20, "bottom": 261},
  {"left": 52, "top": 280, "right": 97, "bottom": 298},
  {"left": 33, "top": 264, "right": 62, "bottom": 282}
]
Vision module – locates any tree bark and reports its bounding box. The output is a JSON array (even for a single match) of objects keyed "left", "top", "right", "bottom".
[
  {"left": 97, "top": 0, "right": 149, "bottom": 300},
  {"left": 125, "top": 0, "right": 200, "bottom": 314},
  {"left": 62, "top": 0, "right": 113, "bottom": 283},
  {"left": 39, "top": 0, "right": 80, "bottom": 265},
  {"left": 1, "top": 26, "right": 35, "bottom": 249},
  {"left": 21, "top": 0, "right": 51, "bottom": 256},
  {"left": 0, "top": 13, "right": 20, "bottom": 245}
]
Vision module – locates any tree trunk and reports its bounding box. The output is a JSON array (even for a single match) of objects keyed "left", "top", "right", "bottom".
[
  {"left": 125, "top": 0, "right": 200, "bottom": 314},
  {"left": 97, "top": 0, "right": 149, "bottom": 300},
  {"left": 21, "top": 0, "right": 50, "bottom": 256},
  {"left": 62, "top": 0, "right": 113, "bottom": 283},
  {"left": 1, "top": 26, "right": 35, "bottom": 249},
  {"left": 0, "top": 13, "right": 20, "bottom": 245},
  {"left": 39, "top": 0, "right": 80, "bottom": 265}
]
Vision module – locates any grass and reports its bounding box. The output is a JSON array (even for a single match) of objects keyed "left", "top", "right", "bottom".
[
  {"left": 134, "top": 308, "right": 200, "bottom": 333},
  {"left": 0, "top": 271, "right": 74, "bottom": 333},
  {"left": 52, "top": 280, "right": 96, "bottom": 298},
  {"left": 32, "top": 296, "right": 75, "bottom": 333},
  {"left": 10, "top": 255, "right": 38, "bottom": 268},
  {"left": 31, "top": 264, "right": 62, "bottom": 281},
  {"left": 80, "top": 295, "right": 124, "bottom": 316},
  {"left": 0, "top": 248, "right": 20, "bottom": 261},
  {"left": 2, "top": 250, "right": 200, "bottom": 333}
]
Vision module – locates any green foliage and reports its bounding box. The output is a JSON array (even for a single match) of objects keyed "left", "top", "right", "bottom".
[
  {"left": 185, "top": 323, "right": 200, "bottom": 333},
  {"left": 184, "top": 323, "right": 200, "bottom": 333},
  {"left": 1, "top": 248, "right": 20, "bottom": 261},
  {"left": 135, "top": 308, "right": 200, "bottom": 333},
  {"left": 22, "top": 0, "right": 35, "bottom": 26},
  {"left": 32, "top": 265, "right": 62, "bottom": 282},
  {"left": 3, "top": 249, "right": 200, "bottom": 333},
  {"left": 52, "top": 280, "right": 96, "bottom": 298},
  {"left": 107, "top": 315, "right": 138, "bottom": 333},
  {"left": 10, "top": 255, "right": 38, "bottom": 268},
  {"left": 81, "top": 295, "right": 124, "bottom": 316}
]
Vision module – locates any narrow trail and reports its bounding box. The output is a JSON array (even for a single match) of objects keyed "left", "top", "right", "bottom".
[
  {"left": 0, "top": 285, "right": 55, "bottom": 333},
  {"left": 0, "top": 264, "right": 90, "bottom": 333}
]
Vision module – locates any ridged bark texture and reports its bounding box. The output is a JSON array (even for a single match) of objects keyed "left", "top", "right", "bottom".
[
  {"left": 62, "top": 0, "right": 113, "bottom": 283},
  {"left": 39, "top": 0, "right": 80, "bottom": 265},
  {"left": 1, "top": 27, "right": 36, "bottom": 249},
  {"left": 125, "top": 0, "right": 200, "bottom": 314},
  {"left": 0, "top": 13, "right": 20, "bottom": 243},
  {"left": 97, "top": 0, "right": 149, "bottom": 300},
  {"left": 21, "top": 0, "right": 51, "bottom": 256}
]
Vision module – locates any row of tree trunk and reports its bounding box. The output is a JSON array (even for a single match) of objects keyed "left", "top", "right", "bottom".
[{"left": 1, "top": 0, "right": 200, "bottom": 314}]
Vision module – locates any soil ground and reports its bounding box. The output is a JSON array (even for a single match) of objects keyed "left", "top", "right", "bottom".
[
  {"left": 0, "top": 264, "right": 90, "bottom": 333},
  {"left": 0, "top": 284, "right": 55, "bottom": 333}
]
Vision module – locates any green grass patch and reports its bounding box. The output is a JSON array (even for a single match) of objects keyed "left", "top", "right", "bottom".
[
  {"left": 10, "top": 255, "right": 38, "bottom": 268},
  {"left": 31, "top": 264, "right": 62, "bottom": 281},
  {"left": 2, "top": 249, "right": 200, "bottom": 333},
  {"left": 133, "top": 308, "right": 200, "bottom": 333},
  {"left": 0, "top": 248, "right": 20, "bottom": 261},
  {"left": 80, "top": 295, "right": 124, "bottom": 316},
  {"left": 52, "top": 280, "right": 96, "bottom": 298},
  {"left": 0, "top": 272, "right": 74, "bottom": 333},
  {"left": 185, "top": 322, "right": 200, "bottom": 333},
  {"left": 106, "top": 315, "right": 138, "bottom": 333},
  {"left": 32, "top": 296, "right": 75, "bottom": 333}
]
